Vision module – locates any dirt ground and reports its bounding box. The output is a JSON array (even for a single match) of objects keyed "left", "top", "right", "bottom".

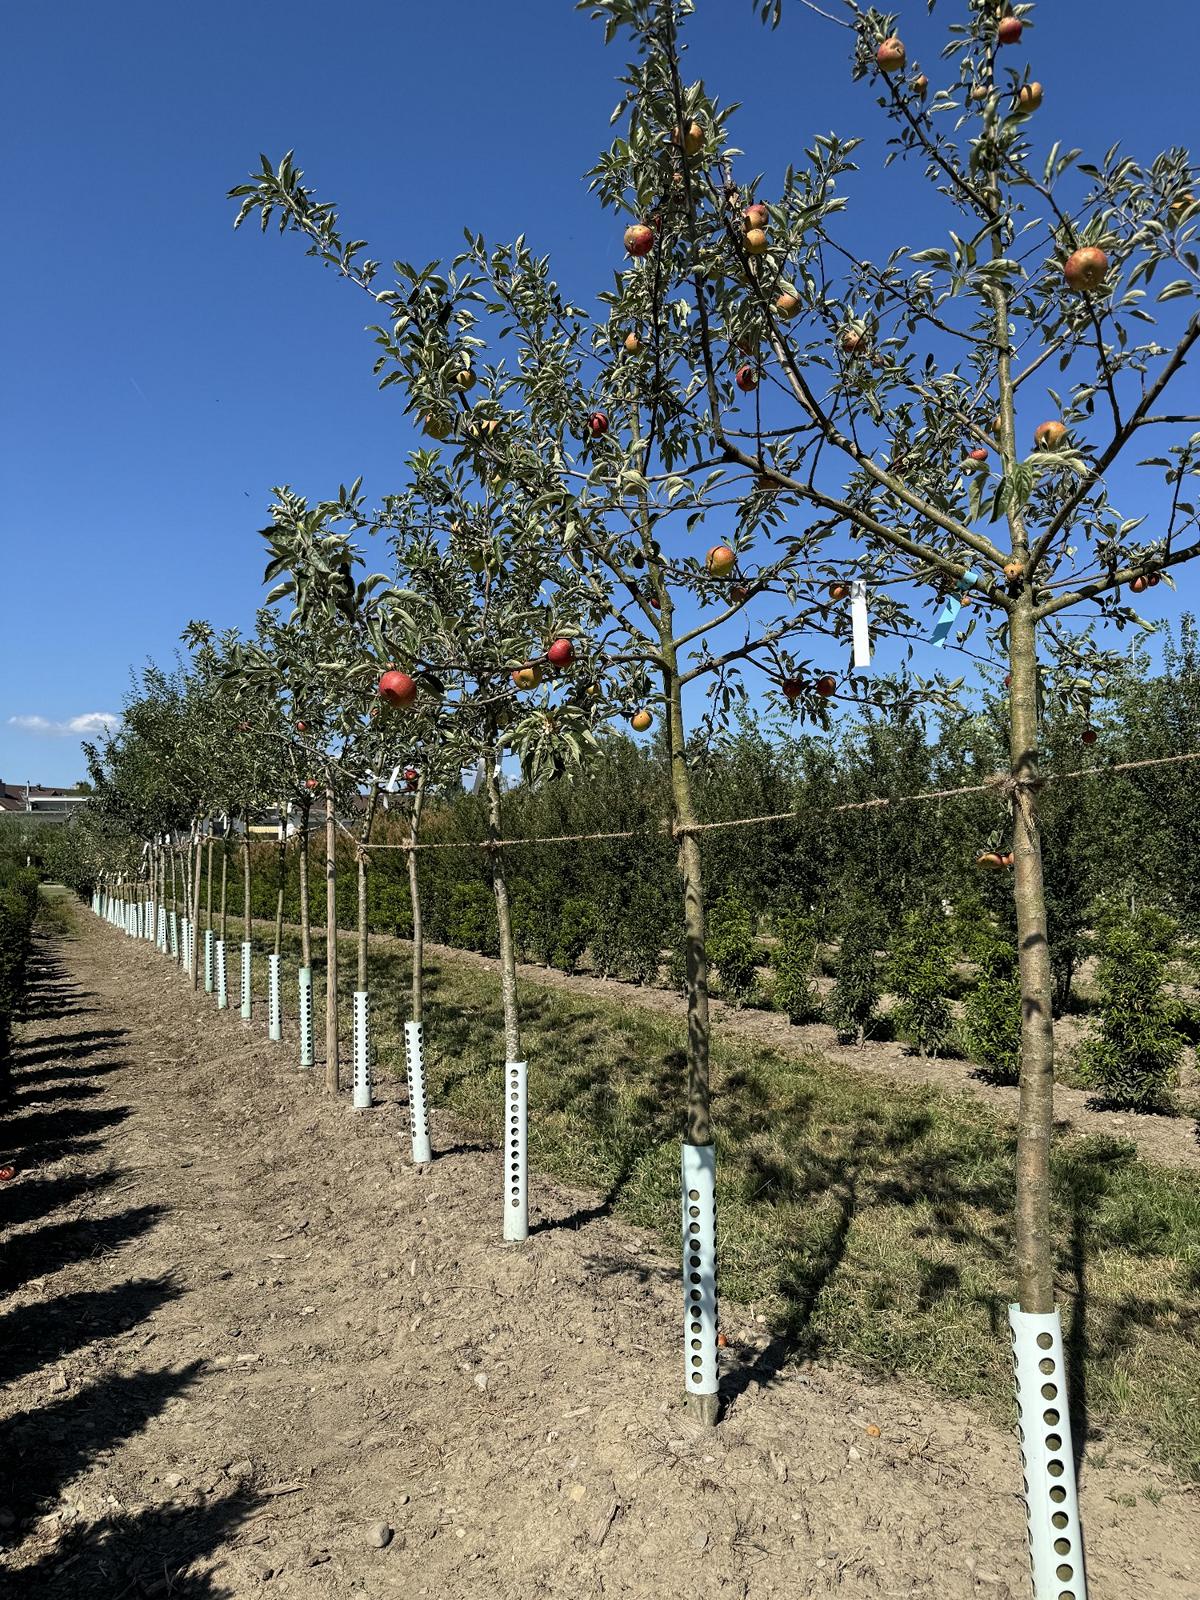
[{"left": 2, "top": 904, "right": 1197, "bottom": 1599}]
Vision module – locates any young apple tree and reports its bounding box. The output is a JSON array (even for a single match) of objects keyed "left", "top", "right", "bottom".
[
  {"left": 581, "top": 0, "right": 1198, "bottom": 1580},
  {"left": 230, "top": 115, "right": 956, "bottom": 1425}
]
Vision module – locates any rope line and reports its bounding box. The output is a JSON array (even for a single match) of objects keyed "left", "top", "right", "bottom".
[{"left": 339, "top": 749, "right": 1200, "bottom": 853}]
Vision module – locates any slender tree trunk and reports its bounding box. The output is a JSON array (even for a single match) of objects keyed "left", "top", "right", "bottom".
[
  {"left": 485, "top": 754, "right": 521, "bottom": 1061},
  {"left": 357, "top": 849, "right": 369, "bottom": 990},
  {"left": 325, "top": 786, "right": 338, "bottom": 1092},
  {"left": 219, "top": 836, "right": 229, "bottom": 943},
  {"left": 662, "top": 651, "right": 711, "bottom": 1148},
  {"left": 243, "top": 829, "right": 252, "bottom": 944},
  {"left": 299, "top": 800, "right": 312, "bottom": 968},
  {"left": 662, "top": 637, "right": 719, "bottom": 1429},
  {"left": 189, "top": 828, "right": 203, "bottom": 987},
  {"left": 205, "top": 834, "right": 215, "bottom": 935},
  {"left": 1009, "top": 597, "right": 1056, "bottom": 1313},
  {"left": 274, "top": 823, "right": 285, "bottom": 959},
  {"left": 408, "top": 777, "right": 426, "bottom": 1024},
  {"left": 169, "top": 844, "right": 178, "bottom": 915}
]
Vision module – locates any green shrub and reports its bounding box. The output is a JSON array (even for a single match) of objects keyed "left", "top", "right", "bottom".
[
  {"left": 586, "top": 881, "right": 666, "bottom": 983},
  {"left": 510, "top": 886, "right": 552, "bottom": 963},
  {"left": 771, "top": 912, "right": 819, "bottom": 1023},
  {"left": 707, "top": 892, "right": 759, "bottom": 1006},
  {"left": 886, "top": 909, "right": 955, "bottom": 1058},
  {"left": 826, "top": 913, "right": 880, "bottom": 1045},
  {"left": 550, "top": 896, "right": 593, "bottom": 974},
  {"left": 369, "top": 878, "right": 412, "bottom": 939},
  {"left": 960, "top": 941, "right": 1023, "bottom": 1083},
  {"left": 0, "top": 867, "right": 39, "bottom": 1066},
  {"left": 1078, "top": 914, "right": 1183, "bottom": 1110},
  {"left": 445, "top": 881, "right": 499, "bottom": 956}
]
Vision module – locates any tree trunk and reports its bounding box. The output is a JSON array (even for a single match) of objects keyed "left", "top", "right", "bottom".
[
  {"left": 243, "top": 830, "right": 252, "bottom": 944},
  {"left": 662, "top": 640, "right": 718, "bottom": 1428},
  {"left": 485, "top": 755, "right": 521, "bottom": 1062},
  {"left": 219, "top": 836, "right": 229, "bottom": 944},
  {"left": 189, "top": 829, "right": 203, "bottom": 987},
  {"left": 205, "top": 834, "right": 215, "bottom": 936},
  {"left": 357, "top": 849, "right": 369, "bottom": 991},
  {"left": 1009, "top": 596, "right": 1056, "bottom": 1313},
  {"left": 299, "top": 800, "right": 312, "bottom": 968},
  {"left": 169, "top": 844, "right": 177, "bottom": 915},
  {"left": 325, "top": 786, "right": 338, "bottom": 1092},
  {"left": 408, "top": 777, "right": 426, "bottom": 1024},
  {"left": 274, "top": 825, "right": 285, "bottom": 959}
]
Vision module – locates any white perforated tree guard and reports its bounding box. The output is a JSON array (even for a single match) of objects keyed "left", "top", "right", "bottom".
[
  {"left": 168, "top": 912, "right": 179, "bottom": 961},
  {"left": 405, "top": 1020, "right": 431, "bottom": 1163},
  {"left": 352, "top": 990, "right": 372, "bottom": 1108},
  {"left": 215, "top": 938, "right": 228, "bottom": 1010},
  {"left": 156, "top": 905, "right": 167, "bottom": 952},
  {"left": 1009, "top": 1305, "right": 1088, "bottom": 1600},
  {"left": 181, "top": 918, "right": 191, "bottom": 971},
  {"left": 268, "top": 954, "right": 282, "bottom": 1042},
  {"left": 240, "top": 941, "right": 252, "bottom": 1020},
  {"left": 204, "top": 929, "right": 215, "bottom": 993},
  {"left": 681, "top": 1142, "right": 719, "bottom": 1399},
  {"left": 298, "top": 966, "right": 314, "bottom": 1069},
  {"left": 503, "top": 1060, "right": 528, "bottom": 1241}
]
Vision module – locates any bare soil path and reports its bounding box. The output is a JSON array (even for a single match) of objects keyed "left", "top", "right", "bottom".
[{"left": 2, "top": 903, "right": 1197, "bottom": 1598}]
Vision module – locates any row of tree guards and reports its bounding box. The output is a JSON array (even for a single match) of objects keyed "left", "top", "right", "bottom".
[{"left": 71, "top": 1, "right": 1200, "bottom": 1592}]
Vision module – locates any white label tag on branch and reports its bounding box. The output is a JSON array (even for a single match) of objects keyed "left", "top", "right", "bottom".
[{"left": 851, "top": 580, "right": 871, "bottom": 669}]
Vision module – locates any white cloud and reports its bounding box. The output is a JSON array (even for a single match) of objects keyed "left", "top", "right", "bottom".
[{"left": 8, "top": 712, "right": 120, "bottom": 737}]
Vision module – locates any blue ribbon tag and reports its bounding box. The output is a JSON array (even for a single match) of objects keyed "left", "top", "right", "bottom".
[{"left": 930, "top": 569, "right": 976, "bottom": 647}]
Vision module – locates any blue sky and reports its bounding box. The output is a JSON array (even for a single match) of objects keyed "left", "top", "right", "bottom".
[{"left": 2, "top": 0, "right": 1194, "bottom": 786}]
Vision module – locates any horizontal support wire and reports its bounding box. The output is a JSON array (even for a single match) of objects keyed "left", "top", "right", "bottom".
[{"left": 332, "top": 749, "right": 1200, "bottom": 853}]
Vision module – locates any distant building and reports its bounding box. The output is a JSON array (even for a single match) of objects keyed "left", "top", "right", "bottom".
[{"left": 0, "top": 780, "right": 89, "bottom": 824}]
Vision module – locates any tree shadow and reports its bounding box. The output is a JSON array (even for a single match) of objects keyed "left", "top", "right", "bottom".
[
  {"left": 0, "top": 1205, "right": 165, "bottom": 1297},
  {"left": 0, "top": 1366, "right": 260, "bottom": 1600},
  {"left": 9, "top": 1026, "right": 129, "bottom": 1069},
  {"left": 0, "top": 1277, "right": 183, "bottom": 1389}
]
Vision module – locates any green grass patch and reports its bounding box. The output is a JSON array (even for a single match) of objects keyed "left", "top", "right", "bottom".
[{"left": 241, "top": 920, "right": 1200, "bottom": 1481}]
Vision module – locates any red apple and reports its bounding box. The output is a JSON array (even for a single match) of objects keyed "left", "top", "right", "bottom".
[
  {"left": 736, "top": 364, "right": 758, "bottom": 392},
  {"left": 743, "top": 227, "right": 769, "bottom": 256},
  {"left": 967, "top": 446, "right": 988, "bottom": 463},
  {"left": 829, "top": 582, "right": 850, "bottom": 601},
  {"left": 997, "top": 16, "right": 1022, "bottom": 45},
  {"left": 730, "top": 583, "right": 751, "bottom": 604},
  {"left": 547, "top": 638, "right": 575, "bottom": 668},
  {"left": 815, "top": 674, "right": 837, "bottom": 698},
  {"left": 876, "top": 36, "right": 906, "bottom": 72},
  {"left": 781, "top": 678, "right": 804, "bottom": 701},
  {"left": 379, "top": 670, "right": 418, "bottom": 708},
  {"left": 744, "top": 203, "right": 770, "bottom": 230},
  {"left": 295, "top": 720, "right": 307, "bottom": 732},
  {"left": 774, "top": 291, "right": 800, "bottom": 319},
  {"left": 588, "top": 411, "right": 609, "bottom": 436},
  {"left": 1130, "top": 575, "right": 1150, "bottom": 593},
  {"left": 706, "top": 544, "right": 737, "bottom": 577},
  {"left": 403, "top": 767, "right": 419, "bottom": 782},
  {"left": 305, "top": 778, "right": 318, "bottom": 791},
  {"left": 1034, "top": 419, "right": 1068, "bottom": 450},
  {"left": 1081, "top": 727, "right": 1097, "bottom": 746},
  {"left": 1063, "top": 246, "right": 1108, "bottom": 293},
  {"left": 624, "top": 223, "right": 655, "bottom": 258}
]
